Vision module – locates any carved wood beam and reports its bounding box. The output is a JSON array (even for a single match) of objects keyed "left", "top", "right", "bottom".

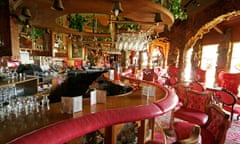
[{"left": 111, "top": 20, "right": 158, "bottom": 25}]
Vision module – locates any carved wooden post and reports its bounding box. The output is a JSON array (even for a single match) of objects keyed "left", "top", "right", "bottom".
[{"left": 216, "top": 28, "right": 232, "bottom": 80}]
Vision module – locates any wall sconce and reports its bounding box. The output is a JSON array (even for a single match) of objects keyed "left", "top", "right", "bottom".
[
  {"left": 21, "top": 7, "right": 32, "bottom": 18},
  {"left": 111, "top": 0, "right": 123, "bottom": 17},
  {"left": 51, "top": 0, "right": 64, "bottom": 11}
]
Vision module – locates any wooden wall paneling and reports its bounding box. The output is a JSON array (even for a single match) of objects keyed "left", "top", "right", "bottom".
[
  {"left": 10, "top": 16, "right": 20, "bottom": 59},
  {"left": 0, "top": 0, "right": 12, "bottom": 56}
]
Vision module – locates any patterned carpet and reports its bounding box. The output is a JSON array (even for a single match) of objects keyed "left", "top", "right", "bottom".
[
  {"left": 226, "top": 119, "right": 240, "bottom": 144},
  {"left": 155, "top": 112, "right": 240, "bottom": 144}
]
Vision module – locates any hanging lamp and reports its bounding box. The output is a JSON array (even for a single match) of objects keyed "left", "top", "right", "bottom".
[
  {"left": 111, "top": 0, "right": 123, "bottom": 17},
  {"left": 21, "top": 7, "right": 32, "bottom": 18},
  {"left": 51, "top": 0, "right": 64, "bottom": 11}
]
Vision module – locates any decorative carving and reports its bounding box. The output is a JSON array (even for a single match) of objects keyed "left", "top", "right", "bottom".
[{"left": 185, "top": 10, "right": 240, "bottom": 50}]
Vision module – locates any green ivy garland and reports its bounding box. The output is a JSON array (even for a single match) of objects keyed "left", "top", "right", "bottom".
[
  {"left": 151, "top": 0, "right": 187, "bottom": 20},
  {"left": 68, "top": 14, "right": 83, "bottom": 32},
  {"left": 30, "top": 27, "right": 44, "bottom": 40},
  {"left": 169, "top": 0, "right": 187, "bottom": 20}
]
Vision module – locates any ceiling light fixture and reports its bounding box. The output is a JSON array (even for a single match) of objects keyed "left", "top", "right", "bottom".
[
  {"left": 51, "top": 0, "right": 64, "bottom": 11},
  {"left": 111, "top": 0, "right": 123, "bottom": 17},
  {"left": 21, "top": 7, "right": 32, "bottom": 18}
]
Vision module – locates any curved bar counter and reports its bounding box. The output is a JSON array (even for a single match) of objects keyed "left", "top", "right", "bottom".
[{"left": 7, "top": 76, "right": 178, "bottom": 144}]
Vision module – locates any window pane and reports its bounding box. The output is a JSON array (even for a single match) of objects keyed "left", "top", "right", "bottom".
[
  {"left": 201, "top": 44, "right": 218, "bottom": 87},
  {"left": 230, "top": 42, "right": 240, "bottom": 73}
]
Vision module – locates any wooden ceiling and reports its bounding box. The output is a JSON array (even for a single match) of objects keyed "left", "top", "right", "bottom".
[
  {"left": 181, "top": 0, "right": 217, "bottom": 16},
  {"left": 182, "top": 0, "right": 240, "bottom": 32},
  {"left": 10, "top": 0, "right": 175, "bottom": 35},
  {"left": 9, "top": 0, "right": 240, "bottom": 37}
]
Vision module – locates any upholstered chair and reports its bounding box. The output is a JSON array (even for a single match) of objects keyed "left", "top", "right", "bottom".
[
  {"left": 194, "top": 68, "right": 206, "bottom": 83},
  {"left": 167, "top": 66, "right": 179, "bottom": 78},
  {"left": 143, "top": 69, "right": 155, "bottom": 82},
  {"left": 164, "top": 76, "right": 178, "bottom": 88},
  {"left": 217, "top": 71, "right": 240, "bottom": 96},
  {"left": 173, "top": 104, "right": 230, "bottom": 144},
  {"left": 209, "top": 87, "right": 238, "bottom": 121},
  {"left": 188, "top": 81, "right": 205, "bottom": 92},
  {"left": 171, "top": 89, "right": 212, "bottom": 126},
  {"left": 217, "top": 71, "right": 240, "bottom": 120},
  {"left": 145, "top": 123, "right": 201, "bottom": 144}
]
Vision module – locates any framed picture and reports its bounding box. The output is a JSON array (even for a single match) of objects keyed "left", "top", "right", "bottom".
[
  {"left": 69, "top": 42, "right": 84, "bottom": 59},
  {"left": 53, "top": 33, "right": 68, "bottom": 53}
]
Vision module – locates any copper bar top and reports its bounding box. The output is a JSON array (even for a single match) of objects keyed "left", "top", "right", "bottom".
[{"left": 0, "top": 77, "right": 38, "bottom": 88}]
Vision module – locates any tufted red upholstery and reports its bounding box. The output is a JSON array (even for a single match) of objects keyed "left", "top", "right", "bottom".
[
  {"left": 217, "top": 71, "right": 240, "bottom": 120},
  {"left": 173, "top": 89, "right": 211, "bottom": 126},
  {"left": 174, "top": 122, "right": 214, "bottom": 144},
  {"left": 143, "top": 69, "right": 157, "bottom": 82},
  {"left": 189, "top": 81, "right": 205, "bottom": 92},
  {"left": 209, "top": 88, "right": 237, "bottom": 121},
  {"left": 167, "top": 66, "right": 179, "bottom": 78},
  {"left": 173, "top": 83, "right": 188, "bottom": 109},
  {"left": 120, "top": 68, "right": 166, "bottom": 88},
  {"left": 185, "top": 91, "right": 209, "bottom": 112},
  {"left": 164, "top": 66, "right": 179, "bottom": 88},
  {"left": 195, "top": 68, "right": 206, "bottom": 83},
  {"left": 164, "top": 76, "right": 178, "bottom": 88},
  {"left": 217, "top": 71, "right": 240, "bottom": 96},
  {"left": 173, "top": 122, "right": 204, "bottom": 142},
  {"left": 174, "top": 104, "right": 230, "bottom": 144}
]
